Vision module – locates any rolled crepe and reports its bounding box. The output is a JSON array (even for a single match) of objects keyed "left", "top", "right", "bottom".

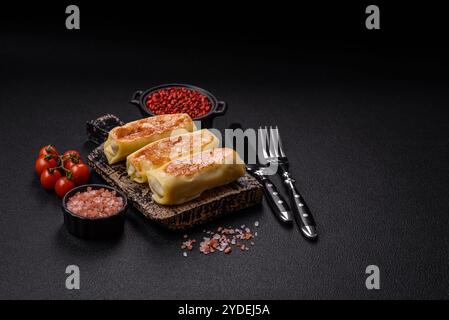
[
  {"left": 146, "top": 148, "right": 246, "bottom": 205},
  {"left": 104, "top": 114, "right": 196, "bottom": 164},
  {"left": 126, "top": 129, "right": 219, "bottom": 183}
]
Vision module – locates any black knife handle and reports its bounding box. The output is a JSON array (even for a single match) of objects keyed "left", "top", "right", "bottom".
[
  {"left": 284, "top": 178, "right": 317, "bottom": 240},
  {"left": 259, "top": 176, "right": 292, "bottom": 223}
]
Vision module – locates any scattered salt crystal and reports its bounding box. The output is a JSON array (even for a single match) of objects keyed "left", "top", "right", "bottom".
[
  {"left": 254, "top": 221, "right": 259, "bottom": 227},
  {"left": 181, "top": 223, "right": 258, "bottom": 256}
]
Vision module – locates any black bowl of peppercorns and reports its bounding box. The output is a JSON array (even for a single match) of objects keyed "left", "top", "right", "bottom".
[{"left": 130, "top": 83, "right": 227, "bottom": 128}]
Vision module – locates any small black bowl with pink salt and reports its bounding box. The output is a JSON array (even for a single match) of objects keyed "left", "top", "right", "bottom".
[{"left": 62, "top": 184, "right": 128, "bottom": 239}]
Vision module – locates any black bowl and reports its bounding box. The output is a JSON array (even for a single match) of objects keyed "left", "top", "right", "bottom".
[
  {"left": 130, "top": 83, "right": 227, "bottom": 128},
  {"left": 62, "top": 184, "right": 128, "bottom": 240}
]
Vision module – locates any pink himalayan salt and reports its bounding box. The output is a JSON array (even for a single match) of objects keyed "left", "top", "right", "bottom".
[{"left": 67, "top": 187, "right": 124, "bottom": 218}]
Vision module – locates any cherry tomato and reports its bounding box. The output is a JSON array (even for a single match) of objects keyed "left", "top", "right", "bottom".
[
  {"left": 71, "top": 163, "right": 90, "bottom": 186},
  {"left": 54, "top": 177, "right": 76, "bottom": 198},
  {"left": 40, "top": 169, "right": 62, "bottom": 190},
  {"left": 38, "top": 145, "right": 59, "bottom": 158},
  {"left": 63, "top": 158, "right": 84, "bottom": 171},
  {"left": 35, "top": 156, "right": 58, "bottom": 176},
  {"left": 63, "top": 150, "right": 82, "bottom": 160}
]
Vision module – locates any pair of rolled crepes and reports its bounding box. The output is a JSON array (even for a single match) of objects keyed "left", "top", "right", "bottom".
[{"left": 103, "top": 114, "right": 245, "bottom": 205}]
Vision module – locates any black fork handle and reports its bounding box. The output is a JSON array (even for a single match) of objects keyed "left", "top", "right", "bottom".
[
  {"left": 259, "top": 176, "right": 292, "bottom": 223},
  {"left": 284, "top": 178, "right": 317, "bottom": 240}
]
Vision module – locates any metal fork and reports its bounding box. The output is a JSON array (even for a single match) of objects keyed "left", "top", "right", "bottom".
[
  {"left": 228, "top": 123, "right": 292, "bottom": 223},
  {"left": 259, "top": 126, "right": 318, "bottom": 240}
]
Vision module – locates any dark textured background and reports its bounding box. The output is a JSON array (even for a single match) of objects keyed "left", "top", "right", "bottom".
[{"left": 0, "top": 2, "right": 448, "bottom": 299}]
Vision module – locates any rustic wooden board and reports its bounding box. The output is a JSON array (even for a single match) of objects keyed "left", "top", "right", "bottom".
[{"left": 87, "top": 144, "right": 263, "bottom": 230}]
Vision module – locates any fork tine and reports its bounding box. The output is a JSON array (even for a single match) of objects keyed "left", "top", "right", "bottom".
[
  {"left": 269, "top": 126, "right": 280, "bottom": 158},
  {"left": 275, "top": 126, "right": 286, "bottom": 157},
  {"left": 258, "top": 127, "right": 269, "bottom": 161},
  {"left": 266, "top": 126, "right": 276, "bottom": 158}
]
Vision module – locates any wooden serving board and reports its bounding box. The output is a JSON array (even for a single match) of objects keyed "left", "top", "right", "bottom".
[{"left": 87, "top": 144, "right": 263, "bottom": 230}]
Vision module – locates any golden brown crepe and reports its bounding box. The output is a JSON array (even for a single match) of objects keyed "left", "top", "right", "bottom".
[
  {"left": 126, "top": 129, "right": 219, "bottom": 183},
  {"left": 103, "top": 114, "right": 196, "bottom": 164},
  {"left": 146, "top": 148, "right": 246, "bottom": 205}
]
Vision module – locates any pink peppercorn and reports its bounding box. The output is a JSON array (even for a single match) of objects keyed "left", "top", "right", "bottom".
[{"left": 146, "top": 87, "right": 212, "bottom": 119}]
